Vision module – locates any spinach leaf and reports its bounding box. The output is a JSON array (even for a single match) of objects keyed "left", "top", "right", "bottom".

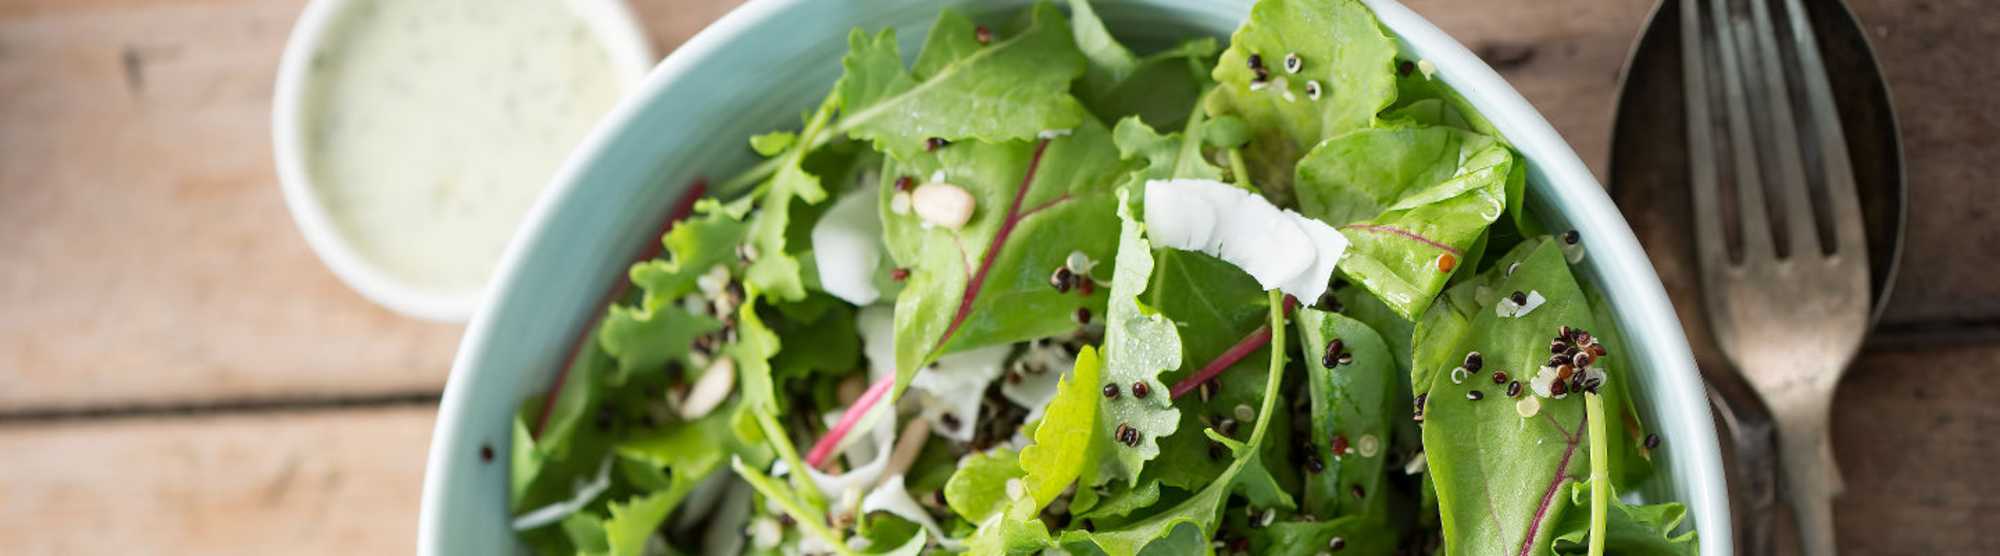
[
  {"left": 1141, "top": 246, "right": 1280, "bottom": 492},
  {"left": 1294, "top": 125, "right": 1515, "bottom": 320},
  {"left": 1419, "top": 240, "right": 1600, "bottom": 556},
  {"left": 838, "top": 3, "right": 1090, "bottom": 162},
  {"left": 879, "top": 119, "right": 1127, "bottom": 394},
  {"left": 1410, "top": 238, "right": 1544, "bottom": 398},
  {"left": 1295, "top": 310, "right": 1396, "bottom": 519},
  {"left": 1204, "top": 0, "right": 1399, "bottom": 199},
  {"left": 1550, "top": 479, "right": 1699, "bottom": 556}
]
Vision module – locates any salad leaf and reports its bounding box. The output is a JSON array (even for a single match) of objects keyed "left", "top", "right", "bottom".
[
  {"left": 1069, "top": 0, "right": 1218, "bottom": 130},
  {"left": 945, "top": 448, "right": 1026, "bottom": 523},
  {"left": 1090, "top": 192, "right": 1185, "bottom": 485},
  {"left": 1205, "top": 0, "right": 1399, "bottom": 198},
  {"left": 1410, "top": 237, "right": 1543, "bottom": 398},
  {"left": 1141, "top": 248, "right": 1274, "bottom": 492},
  {"left": 1020, "top": 346, "right": 1106, "bottom": 505},
  {"left": 1550, "top": 479, "right": 1699, "bottom": 556},
  {"left": 838, "top": 3, "right": 1090, "bottom": 162},
  {"left": 743, "top": 89, "right": 845, "bottom": 303},
  {"left": 1420, "top": 240, "right": 1598, "bottom": 556},
  {"left": 1244, "top": 516, "right": 1399, "bottom": 556},
  {"left": 599, "top": 492, "right": 676, "bottom": 556},
  {"left": 1295, "top": 309, "right": 1396, "bottom": 518},
  {"left": 600, "top": 201, "right": 745, "bottom": 386},
  {"left": 879, "top": 119, "right": 1126, "bottom": 391},
  {"left": 1295, "top": 125, "right": 1515, "bottom": 320},
  {"left": 1112, "top": 115, "right": 1223, "bottom": 185}
]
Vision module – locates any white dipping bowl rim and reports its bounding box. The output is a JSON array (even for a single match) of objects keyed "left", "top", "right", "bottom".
[
  {"left": 270, "top": 0, "right": 657, "bottom": 323},
  {"left": 418, "top": 0, "right": 1732, "bottom": 554}
]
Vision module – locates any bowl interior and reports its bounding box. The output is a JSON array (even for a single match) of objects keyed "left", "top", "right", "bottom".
[{"left": 418, "top": 1, "right": 1729, "bottom": 553}]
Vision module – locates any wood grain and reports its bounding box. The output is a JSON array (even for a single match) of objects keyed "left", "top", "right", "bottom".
[{"left": 0, "top": 405, "right": 435, "bottom": 555}]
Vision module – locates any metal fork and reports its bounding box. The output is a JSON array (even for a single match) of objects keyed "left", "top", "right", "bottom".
[{"left": 1680, "top": 0, "right": 1870, "bottom": 553}]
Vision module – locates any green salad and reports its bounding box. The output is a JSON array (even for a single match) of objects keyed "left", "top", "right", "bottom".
[{"left": 505, "top": 0, "right": 1700, "bottom": 554}]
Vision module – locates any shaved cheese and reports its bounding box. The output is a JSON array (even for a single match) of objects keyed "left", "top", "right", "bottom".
[
  {"left": 811, "top": 182, "right": 886, "bottom": 305},
  {"left": 1144, "top": 179, "right": 1348, "bottom": 301},
  {"left": 860, "top": 474, "right": 946, "bottom": 541}
]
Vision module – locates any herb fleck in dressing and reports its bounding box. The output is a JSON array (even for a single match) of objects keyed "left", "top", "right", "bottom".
[{"left": 302, "top": 0, "right": 621, "bottom": 288}]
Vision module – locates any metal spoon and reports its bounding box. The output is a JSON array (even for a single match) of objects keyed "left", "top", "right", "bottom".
[{"left": 1606, "top": 0, "right": 1905, "bottom": 553}]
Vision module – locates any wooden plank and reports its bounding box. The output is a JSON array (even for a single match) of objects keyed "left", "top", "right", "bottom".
[
  {"left": 1829, "top": 342, "right": 2000, "bottom": 554},
  {"left": 0, "top": 405, "right": 436, "bottom": 555}
]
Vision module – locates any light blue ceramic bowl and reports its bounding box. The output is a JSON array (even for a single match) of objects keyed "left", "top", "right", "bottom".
[{"left": 417, "top": 1, "right": 1731, "bottom": 553}]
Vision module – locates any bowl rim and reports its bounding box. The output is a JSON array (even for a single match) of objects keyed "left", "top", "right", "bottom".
[
  {"left": 419, "top": 0, "right": 1731, "bottom": 553},
  {"left": 269, "top": 0, "right": 656, "bottom": 323}
]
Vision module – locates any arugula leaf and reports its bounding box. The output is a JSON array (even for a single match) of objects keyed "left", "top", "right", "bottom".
[
  {"left": 1244, "top": 516, "right": 1399, "bottom": 556},
  {"left": 1550, "top": 480, "right": 1699, "bottom": 556},
  {"left": 1204, "top": 0, "right": 1399, "bottom": 198},
  {"left": 838, "top": 3, "right": 1089, "bottom": 162},
  {"left": 1294, "top": 125, "right": 1515, "bottom": 320},
  {"left": 1066, "top": 290, "right": 1294, "bottom": 554},
  {"left": 880, "top": 119, "right": 1127, "bottom": 390},
  {"left": 598, "top": 492, "right": 676, "bottom": 556},
  {"left": 1420, "top": 240, "right": 1599, "bottom": 556},
  {"left": 1091, "top": 192, "right": 1184, "bottom": 485},
  {"left": 1295, "top": 310, "right": 1396, "bottom": 519}
]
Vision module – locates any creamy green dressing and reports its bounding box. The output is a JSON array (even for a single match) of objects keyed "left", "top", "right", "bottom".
[{"left": 302, "top": 0, "right": 621, "bottom": 289}]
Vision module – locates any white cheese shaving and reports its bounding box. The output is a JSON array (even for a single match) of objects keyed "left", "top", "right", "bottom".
[
  {"left": 1036, "top": 128, "right": 1073, "bottom": 140},
  {"left": 510, "top": 456, "right": 614, "bottom": 531},
  {"left": 859, "top": 306, "right": 1009, "bottom": 442},
  {"left": 860, "top": 474, "right": 947, "bottom": 542},
  {"left": 1143, "top": 179, "right": 1348, "bottom": 302},
  {"left": 811, "top": 181, "right": 886, "bottom": 305}
]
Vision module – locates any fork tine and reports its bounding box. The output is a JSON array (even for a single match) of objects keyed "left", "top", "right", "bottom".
[
  {"left": 1709, "top": 0, "right": 1778, "bottom": 262},
  {"left": 1741, "top": 0, "right": 1823, "bottom": 258},
  {"left": 1779, "top": 0, "right": 1868, "bottom": 257},
  {"left": 1680, "top": 0, "right": 1733, "bottom": 271}
]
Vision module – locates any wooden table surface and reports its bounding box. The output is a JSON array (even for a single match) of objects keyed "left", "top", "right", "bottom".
[{"left": 0, "top": 0, "right": 1992, "bottom": 553}]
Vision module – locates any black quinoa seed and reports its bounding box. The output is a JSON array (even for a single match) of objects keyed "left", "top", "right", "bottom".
[
  {"left": 1492, "top": 370, "right": 1509, "bottom": 384},
  {"left": 1463, "top": 351, "right": 1483, "bottom": 371},
  {"left": 1467, "top": 390, "right": 1484, "bottom": 401},
  {"left": 1573, "top": 352, "right": 1593, "bottom": 368},
  {"left": 1645, "top": 433, "right": 1663, "bottom": 449},
  {"left": 1330, "top": 536, "right": 1348, "bottom": 551},
  {"left": 1248, "top": 53, "right": 1263, "bottom": 70},
  {"left": 941, "top": 413, "right": 962, "bottom": 431},
  {"left": 891, "top": 268, "right": 909, "bottom": 281},
  {"left": 924, "top": 137, "right": 949, "bottom": 151},
  {"left": 933, "top": 490, "right": 949, "bottom": 506},
  {"left": 1350, "top": 484, "right": 1366, "bottom": 499},
  {"left": 974, "top": 25, "right": 993, "bottom": 44},
  {"left": 1329, "top": 434, "right": 1349, "bottom": 456},
  {"left": 1563, "top": 230, "right": 1581, "bottom": 245},
  {"left": 1074, "top": 307, "right": 1092, "bottom": 324},
  {"left": 894, "top": 175, "right": 913, "bottom": 192},
  {"left": 1051, "top": 267, "right": 1074, "bottom": 293},
  {"left": 1322, "top": 339, "right": 1344, "bottom": 369},
  {"left": 1103, "top": 383, "right": 1120, "bottom": 398},
  {"left": 1284, "top": 52, "right": 1303, "bottom": 73},
  {"left": 1552, "top": 339, "right": 1569, "bottom": 354},
  {"left": 1561, "top": 325, "right": 1575, "bottom": 340},
  {"left": 1414, "top": 393, "right": 1427, "bottom": 413},
  {"left": 1510, "top": 291, "right": 1528, "bottom": 306},
  {"left": 1306, "top": 456, "right": 1325, "bottom": 473},
  {"left": 1552, "top": 380, "right": 1569, "bottom": 396},
  {"left": 1507, "top": 381, "right": 1523, "bottom": 397},
  {"left": 1078, "top": 279, "right": 1095, "bottom": 297},
  {"left": 1131, "top": 381, "right": 1150, "bottom": 399}
]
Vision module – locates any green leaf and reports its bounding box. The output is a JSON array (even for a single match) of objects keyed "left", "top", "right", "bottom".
[
  {"left": 945, "top": 447, "right": 1026, "bottom": 523},
  {"left": 1142, "top": 248, "right": 1272, "bottom": 492},
  {"left": 838, "top": 3, "right": 1090, "bottom": 161},
  {"left": 599, "top": 492, "right": 676, "bottom": 556},
  {"left": 1294, "top": 310, "right": 1396, "bottom": 519},
  {"left": 1295, "top": 125, "right": 1515, "bottom": 320},
  {"left": 1021, "top": 346, "right": 1107, "bottom": 505},
  {"left": 1585, "top": 282, "right": 1655, "bottom": 487},
  {"left": 1420, "top": 241, "right": 1600, "bottom": 556},
  {"left": 600, "top": 202, "right": 746, "bottom": 386},
  {"left": 1067, "top": 0, "right": 1218, "bottom": 131},
  {"left": 1409, "top": 237, "right": 1542, "bottom": 397},
  {"left": 1111, "top": 115, "right": 1222, "bottom": 185},
  {"left": 751, "top": 131, "right": 797, "bottom": 156},
  {"left": 1092, "top": 192, "right": 1184, "bottom": 485},
  {"left": 1075, "top": 480, "right": 1161, "bottom": 522},
  {"left": 1204, "top": 0, "right": 1399, "bottom": 199},
  {"left": 1243, "top": 516, "right": 1400, "bottom": 556},
  {"left": 881, "top": 118, "right": 1126, "bottom": 389},
  {"left": 1551, "top": 480, "right": 1700, "bottom": 556}
]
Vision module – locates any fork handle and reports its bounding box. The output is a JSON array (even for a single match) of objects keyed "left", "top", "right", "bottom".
[{"left": 1770, "top": 391, "right": 1844, "bottom": 555}]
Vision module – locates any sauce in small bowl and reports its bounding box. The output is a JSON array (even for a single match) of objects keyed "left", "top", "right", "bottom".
[{"left": 273, "top": 0, "right": 653, "bottom": 321}]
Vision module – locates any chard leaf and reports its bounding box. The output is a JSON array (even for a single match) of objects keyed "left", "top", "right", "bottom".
[
  {"left": 1204, "top": 0, "right": 1399, "bottom": 198},
  {"left": 1243, "top": 516, "right": 1399, "bottom": 556},
  {"left": 1551, "top": 480, "right": 1699, "bottom": 555},
  {"left": 1419, "top": 241, "right": 1600, "bottom": 556},
  {"left": 1141, "top": 248, "right": 1273, "bottom": 492},
  {"left": 1295, "top": 310, "right": 1396, "bottom": 519},
  {"left": 880, "top": 119, "right": 1126, "bottom": 390},
  {"left": 838, "top": 3, "right": 1089, "bottom": 161},
  {"left": 1295, "top": 125, "right": 1514, "bottom": 320}
]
